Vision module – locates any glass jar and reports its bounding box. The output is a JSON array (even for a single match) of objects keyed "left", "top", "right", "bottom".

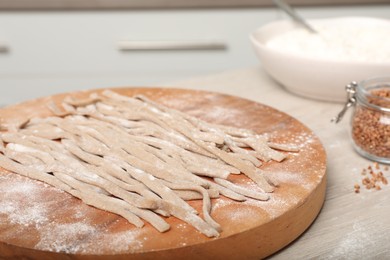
[{"left": 334, "top": 77, "right": 390, "bottom": 164}]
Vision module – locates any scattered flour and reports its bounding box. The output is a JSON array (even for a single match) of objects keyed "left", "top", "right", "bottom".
[
  {"left": 0, "top": 173, "right": 51, "bottom": 228},
  {"left": 0, "top": 202, "right": 48, "bottom": 227},
  {"left": 35, "top": 221, "right": 145, "bottom": 254},
  {"left": 201, "top": 106, "right": 247, "bottom": 123},
  {"left": 35, "top": 222, "right": 97, "bottom": 254},
  {"left": 0, "top": 172, "right": 147, "bottom": 255},
  {"left": 271, "top": 171, "right": 315, "bottom": 191},
  {"left": 320, "top": 220, "right": 377, "bottom": 260}
]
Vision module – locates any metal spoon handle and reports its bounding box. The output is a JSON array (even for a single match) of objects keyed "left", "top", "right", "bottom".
[{"left": 273, "top": 0, "right": 317, "bottom": 33}]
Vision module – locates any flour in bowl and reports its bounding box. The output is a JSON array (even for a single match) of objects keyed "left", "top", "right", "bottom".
[{"left": 266, "top": 22, "right": 390, "bottom": 63}]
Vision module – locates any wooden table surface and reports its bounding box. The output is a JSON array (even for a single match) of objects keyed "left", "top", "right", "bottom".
[{"left": 164, "top": 66, "right": 390, "bottom": 259}]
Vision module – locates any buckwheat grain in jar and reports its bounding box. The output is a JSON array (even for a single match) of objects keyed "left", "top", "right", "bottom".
[{"left": 334, "top": 77, "right": 390, "bottom": 163}]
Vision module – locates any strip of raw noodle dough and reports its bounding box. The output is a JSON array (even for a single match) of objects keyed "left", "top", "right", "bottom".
[
  {"left": 7, "top": 138, "right": 159, "bottom": 210},
  {"left": 54, "top": 171, "right": 171, "bottom": 233},
  {"left": 0, "top": 136, "right": 4, "bottom": 153},
  {"left": 122, "top": 164, "right": 219, "bottom": 237},
  {"left": 23, "top": 116, "right": 216, "bottom": 234},
  {"left": 0, "top": 154, "right": 145, "bottom": 228},
  {"left": 160, "top": 179, "right": 221, "bottom": 231},
  {"left": 132, "top": 94, "right": 295, "bottom": 164},
  {"left": 174, "top": 189, "right": 220, "bottom": 201},
  {"left": 3, "top": 137, "right": 172, "bottom": 232},
  {"left": 133, "top": 94, "right": 256, "bottom": 138},
  {"left": 85, "top": 101, "right": 216, "bottom": 158},
  {"left": 49, "top": 116, "right": 208, "bottom": 188},
  {"left": 214, "top": 178, "right": 269, "bottom": 201},
  {"left": 97, "top": 92, "right": 275, "bottom": 192}
]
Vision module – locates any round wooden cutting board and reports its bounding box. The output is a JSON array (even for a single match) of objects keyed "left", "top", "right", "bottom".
[{"left": 0, "top": 88, "right": 326, "bottom": 260}]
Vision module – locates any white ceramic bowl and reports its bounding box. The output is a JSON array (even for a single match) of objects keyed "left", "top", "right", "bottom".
[{"left": 250, "top": 17, "right": 390, "bottom": 102}]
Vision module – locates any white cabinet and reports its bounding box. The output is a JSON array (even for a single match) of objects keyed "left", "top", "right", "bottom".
[
  {"left": 0, "top": 9, "right": 276, "bottom": 105},
  {"left": 0, "top": 5, "right": 389, "bottom": 105}
]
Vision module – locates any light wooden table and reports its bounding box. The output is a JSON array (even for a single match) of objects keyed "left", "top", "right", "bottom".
[{"left": 164, "top": 66, "right": 390, "bottom": 259}]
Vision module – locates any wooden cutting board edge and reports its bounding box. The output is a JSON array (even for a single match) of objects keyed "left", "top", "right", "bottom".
[{"left": 0, "top": 176, "right": 326, "bottom": 260}]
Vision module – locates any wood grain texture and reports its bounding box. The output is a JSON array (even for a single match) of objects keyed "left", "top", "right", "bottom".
[{"left": 0, "top": 88, "right": 326, "bottom": 259}]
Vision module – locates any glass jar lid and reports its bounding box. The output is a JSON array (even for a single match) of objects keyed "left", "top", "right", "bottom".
[{"left": 333, "top": 77, "right": 390, "bottom": 123}]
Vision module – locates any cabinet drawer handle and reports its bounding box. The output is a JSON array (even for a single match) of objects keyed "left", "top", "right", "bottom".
[
  {"left": 118, "top": 40, "right": 227, "bottom": 51},
  {"left": 0, "top": 43, "right": 8, "bottom": 53}
]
